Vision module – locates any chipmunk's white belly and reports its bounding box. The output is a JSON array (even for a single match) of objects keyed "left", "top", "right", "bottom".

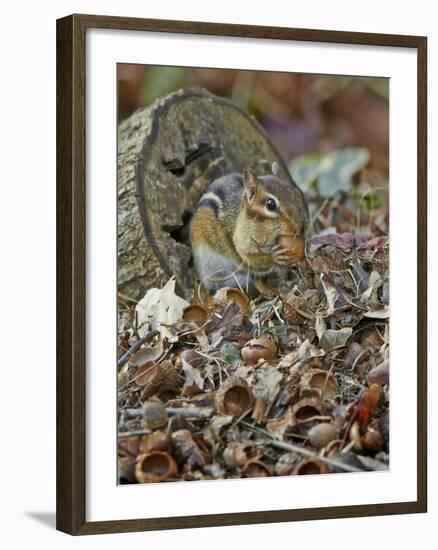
[{"left": 193, "top": 244, "right": 254, "bottom": 292}]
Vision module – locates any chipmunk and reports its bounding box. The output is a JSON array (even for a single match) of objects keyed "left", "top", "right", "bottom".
[{"left": 189, "top": 162, "right": 308, "bottom": 295}]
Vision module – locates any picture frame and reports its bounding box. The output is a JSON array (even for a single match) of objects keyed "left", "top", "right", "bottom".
[{"left": 56, "top": 13, "right": 427, "bottom": 535}]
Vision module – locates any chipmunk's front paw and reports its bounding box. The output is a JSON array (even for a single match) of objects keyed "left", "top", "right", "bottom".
[{"left": 271, "top": 244, "right": 292, "bottom": 266}]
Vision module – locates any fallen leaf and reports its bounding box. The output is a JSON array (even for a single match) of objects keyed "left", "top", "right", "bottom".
[
  {"left": 364, "top": 306, "right": 389, "bottom": 319},
  {"left": 367, "top": 359, "right": 389, "bottom": 386},
  {"left": 220, "top": 342, "right": 242, "bottom": 366},
  {"left": 181, "top": 358, "right": 204, "bottom": 397},
  {"left": 315, "top": 315, "right": 327, "bottom": 340},
  {"left": 289, "top": 148, "right": 370, "bottom": 198},
  {"left": 320, "top": 274, "right": 339, "bottom": 314},
  {"left": 279, "top": 338, "right": 325, "bottom": 368},
  {"left": 205, "top": 302, "right": 243, "bottom": 347},
  {"left": 172, "top": 429, "right": 205, "bottom": 468},
  {"left": 320, "top": 327, "right": 353, "bottom": 352},
  {"left": 252, "top": 366, "right": 283, "bottom": 403},
  {"left": 361, "top": 270, "right": 383, "bottom": 304},
  {"left": 298, "top": 338, "right": 325, "bottom": 360},
  {"left": 135, "top": 277, "right": 190, "bottom": 341},
  {"left": 266, "top": 407, "right": 295, "bottom": 440},
  {"left": 207, "top": 415, "right": 234, "bottom": 441}
]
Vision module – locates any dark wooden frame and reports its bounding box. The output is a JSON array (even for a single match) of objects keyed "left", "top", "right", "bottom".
[{"left": 57, "top": 13, "right": 427, "bottom": 535}]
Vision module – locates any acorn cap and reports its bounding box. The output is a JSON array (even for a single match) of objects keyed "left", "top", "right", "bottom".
[
  {"left": 243, "top": 458, "right": 271, "bottom": 477},
  {"left": 135, "top": 451, "right": 178, "bottom": 483},
  {"left": 212, "top": 287, "right": 250, "bottom": 313},
  {"left": 215, "top": 377, "right": 255, "bottom": 416},
  {"left": 241, "top": 337, "right": 277, "bottom": 365},
  {"left": 300, "top": 369, "right": 340, "bottom": 401},
  {"left": 137, "top": 360, "right": 182, "bottom": 400},
  {"left": 292, "top": 397, "right": 325, "bottom": 434},
  {"left": 182, "top": 304, "right": 210, "bottom": 324},
  {"left": 293, "top": 458, "right": 329, "bottom": 475}
]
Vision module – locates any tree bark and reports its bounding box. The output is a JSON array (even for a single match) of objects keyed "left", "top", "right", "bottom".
[{"left": 117, "top": 87, "right": 293, "bottom": 300}]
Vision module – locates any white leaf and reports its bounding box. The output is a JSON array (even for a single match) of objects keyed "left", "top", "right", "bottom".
[
  {"left": 135, "top": 277, "right": 190, "bottom": 341},
  {"left": 298, "top": 338, "right": 325, "bottom": 360},
  {"left": 321, "top": 274, "right": 338, "bottom": 314},
  {"left": 364, "top": 306, "right": 390, "bottom": 319},
  {"left": 315, "top": 315, "right": 327, "bottom": 340}
]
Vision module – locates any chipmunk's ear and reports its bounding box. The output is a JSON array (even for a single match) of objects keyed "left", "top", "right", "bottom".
[
  {"left": 243, "top": 169, "right": 259, "bottom": 202},
  {"left": 271, "top": 161, "right": 283, "bottom": 178}
]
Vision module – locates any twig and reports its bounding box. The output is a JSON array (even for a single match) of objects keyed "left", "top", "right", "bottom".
[
  {"left": 239, "top": 420, "right": 362, "bottom": 473},
  {"left": 295, "top": 415, "right": 332, "bottom": 425},
  {"left": 166, "top": 407, "right": 214, "bottom": 419},
  {"left": 268, "top": 439, "right": 363, "bottom": 473},
  {"left": 118, "top": 430, "right": 151, "bottom": 438},
  {"left": 118, "top": 292, "right": 138, "bottom": 305},
  {"left": 122, "top": 406, "right": 215, "bottom": 420},
  {"left": 117, "top": 330, "right": 159, "bottom": 369},
  {"left": 281, "top": 299, "right": 321, "bottom": 320}
]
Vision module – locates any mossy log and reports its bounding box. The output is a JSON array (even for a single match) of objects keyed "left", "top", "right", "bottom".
[{"left": 118, "top": 87, "right": 294, "bottom": 300}]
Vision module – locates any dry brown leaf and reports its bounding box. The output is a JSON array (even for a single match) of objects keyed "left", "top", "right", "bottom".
[
  {"left": 181, "top": 358, "right": 204, "bottom": 397},
  {"left": 266, "top": 407, "right": 294, "bottom": 440}
]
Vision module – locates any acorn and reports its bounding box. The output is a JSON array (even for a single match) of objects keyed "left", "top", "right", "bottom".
[
  {"left": 308, "top": 423, "right": 338, "bottom": 449},
  {"left": 241, "top": 337, "right": 277, "bottom": 365},
  {"left": 276, "top": 234, "right": 305, "bottom": 265},
  {"left": 362, "top": 426, "right": 384, "bottom": 452},
  {"left": 141, "top": 400, "right": 168, "bottom": 430},
  {"left": 215, "top": 377, "right": 255, "bottom": 417},
  {"left": 135, "top": 451, "right": 178, "bottom": 483}
]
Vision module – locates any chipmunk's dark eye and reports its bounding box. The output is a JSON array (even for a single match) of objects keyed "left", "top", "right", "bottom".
[{"left": 265, "top": 197, "right": 278, "bottom": 212}]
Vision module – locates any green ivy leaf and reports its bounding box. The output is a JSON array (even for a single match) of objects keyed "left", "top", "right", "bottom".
[
  {"left": 289, "top": 153, "right": 322, "bottom": 192},
  {"left": 220, "top": 343, "right": 241, "bottom": 366},
  {"left": 289, "top": 148, "right": 370, "bottom": 199}
]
